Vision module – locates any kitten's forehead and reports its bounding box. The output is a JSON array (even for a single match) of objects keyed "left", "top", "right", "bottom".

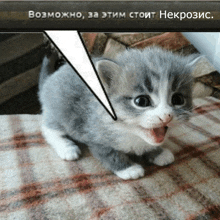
[
  {"left": 117, "top": 48, "right": 192, "bottom": 95},
  {"left": 144, "top": 75, "right": 153, "bottom": 93}
]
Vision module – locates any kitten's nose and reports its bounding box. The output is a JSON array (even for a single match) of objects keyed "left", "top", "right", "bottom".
[{"left": 159, "top": 114, "right": 173, "bottom": 125}]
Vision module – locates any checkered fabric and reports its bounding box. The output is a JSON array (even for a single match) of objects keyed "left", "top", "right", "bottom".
[{"left": 1, "top": 97, "right": 220, "bottom": 220}]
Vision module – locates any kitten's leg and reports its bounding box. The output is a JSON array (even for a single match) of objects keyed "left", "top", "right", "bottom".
[
  {"left": 89, "top": 145, "right": 145, "bottom": 180},
  {"left": 42, "top": 125, "right": 81, "bottom": 160},
  {"left": 150, "top": 148, "right": 175, "bottom": 166},
  {"left": 115, "top": 164, "right": 145, "bottom": 180}
]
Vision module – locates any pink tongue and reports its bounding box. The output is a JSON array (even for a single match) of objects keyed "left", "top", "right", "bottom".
[{"left": 151, "top": 127, "right": 166, "bottom": 143}]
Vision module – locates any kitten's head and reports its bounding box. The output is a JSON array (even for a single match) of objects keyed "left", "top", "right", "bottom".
[{"left": 96, "top": 47, "right": 201, "bottom": 146}]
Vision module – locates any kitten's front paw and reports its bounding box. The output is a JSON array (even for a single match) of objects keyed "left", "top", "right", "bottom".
[
  {"left": 57, "top": 145, "right": 81, "bottom": 161},
  {"left": 153, "top": 149, "right": 174, "bottom": 166},
  {"left": 114, "top": 164, "right": 145, "bottom": 180}
]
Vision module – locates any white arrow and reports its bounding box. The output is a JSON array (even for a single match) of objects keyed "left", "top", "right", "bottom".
[{"left": 45, "top": 30, "right": 117, "bottom": 120}]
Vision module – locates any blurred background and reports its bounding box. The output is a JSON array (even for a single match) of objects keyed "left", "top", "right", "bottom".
[{"left": 1, "top": 32, "right": 220, "bottom": 115}]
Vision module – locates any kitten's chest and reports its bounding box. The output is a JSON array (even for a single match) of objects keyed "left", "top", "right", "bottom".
[{"left": 116, "top": 133, "right": 154, "bottom": 156}]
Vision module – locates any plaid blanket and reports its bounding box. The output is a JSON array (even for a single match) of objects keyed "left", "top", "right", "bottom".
[{"left": 1, "top": 97, "right": 220, "bottom": 220}]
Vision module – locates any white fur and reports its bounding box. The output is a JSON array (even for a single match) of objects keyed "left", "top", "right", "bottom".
[
  {"left": 42, "top": 125, "right": 81, "bottom": 160},
  {"left": 153, "top": 149, "right": 174, "bottom": 166},
  {"left": 117, "top": 132, "right": 156, "bottom": 155},
  {"left": 114, "top": 164, "right": 145, "bottom": 180}
]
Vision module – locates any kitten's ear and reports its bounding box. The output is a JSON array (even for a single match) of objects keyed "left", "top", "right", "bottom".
[
  {"left": 186, "top": 54, "right": 204, "bottom": 68},
  {"left": 95, "top": 59, "right": 121, "bottom": 88}
]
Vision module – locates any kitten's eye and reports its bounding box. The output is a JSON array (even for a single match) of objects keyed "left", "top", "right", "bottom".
[
  {"left": 134, "top": 95, "right": 151, "bottom": 107},
  {"left": 172, "top": 93, "right": 185, "bottom": 106}
]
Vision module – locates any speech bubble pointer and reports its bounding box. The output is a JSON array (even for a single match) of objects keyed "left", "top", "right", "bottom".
[{"left": 44, "top": 30, "right": 117, "bottom": 120}]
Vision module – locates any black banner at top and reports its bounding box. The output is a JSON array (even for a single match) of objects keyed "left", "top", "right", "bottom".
[{"left": 0, "top": 1, "right": 220, "bottom": 31}]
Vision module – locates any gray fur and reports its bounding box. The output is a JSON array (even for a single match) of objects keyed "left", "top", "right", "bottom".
[{"left": 39, "top": 47, "right": 200, "bottom": 177}]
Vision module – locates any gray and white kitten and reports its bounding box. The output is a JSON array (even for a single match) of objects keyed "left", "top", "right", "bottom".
[{"left": 39, "top": 47, "right": 200, "bottom": 180}]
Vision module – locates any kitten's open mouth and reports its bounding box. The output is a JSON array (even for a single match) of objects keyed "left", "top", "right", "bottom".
[
  {"left": 141, "top": 126, "right": 169, "bottom": 143},
  {"left": 151, "top": 126, "right": 168, "bottom": 143}
]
